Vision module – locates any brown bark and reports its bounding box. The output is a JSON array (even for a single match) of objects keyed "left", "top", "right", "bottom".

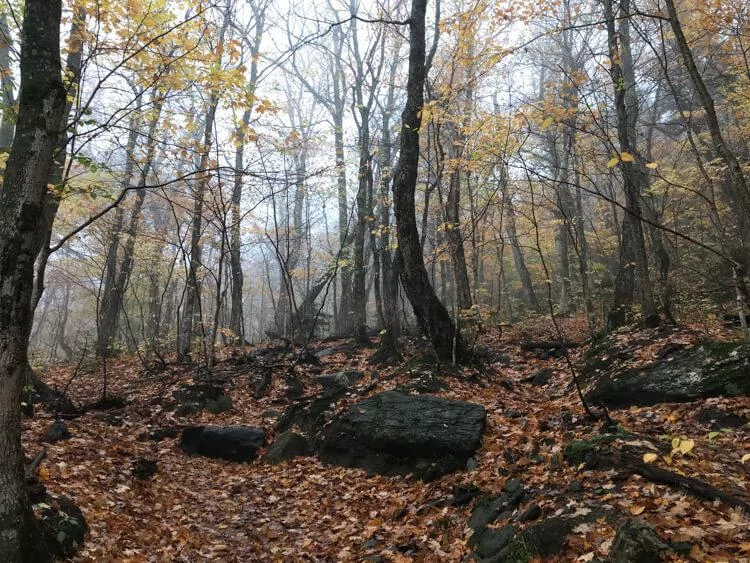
[
  {"left": 229, "top": 0, "right": 266, "bottom": 347},
  {"left": 603, "top": 0, "right": 659, "bottom": 329},
  {"left": 0, "top": 0, "right": 66, "bottom": 558},
  {"left": 178, "top": 11, "right": 229, "bottom": 362},
  {"left": 392, "top": 0, "right": 467, "bottom": 363}
]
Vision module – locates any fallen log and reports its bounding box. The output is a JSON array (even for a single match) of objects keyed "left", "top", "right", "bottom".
[{"left": 592, "top": 448, "right": 749, "bottom": 511}]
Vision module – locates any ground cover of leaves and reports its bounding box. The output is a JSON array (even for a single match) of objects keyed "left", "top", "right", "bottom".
[{"left": 24, "top": 318, "right": 750, "bottom": 561}]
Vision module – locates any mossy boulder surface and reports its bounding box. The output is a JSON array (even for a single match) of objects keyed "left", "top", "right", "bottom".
[
  {"left": 318, "top": 390, "right": 486, "bottom": 480},
  {"left": 583, "top": 340, "right": 750, "bottom": 407}
]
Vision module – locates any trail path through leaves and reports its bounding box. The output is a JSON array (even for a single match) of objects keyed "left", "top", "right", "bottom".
[{"left": 26, "top": 319, "right": 750, "bottom": 561}]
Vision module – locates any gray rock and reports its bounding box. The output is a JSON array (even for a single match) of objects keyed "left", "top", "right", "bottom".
[
  {"left": 313, "top": 370, "right": 364, "bottom": 391},
  {"left": 173, "top": 383, "right": 232, "bottom": 415},
  {"left": 43, "top": 419, "right": 71, "bottom": 443},
  {"left": 319, "top": 390, "right": 486, "bottom": 480},
  {"left": 584, "top": 341, "right": 750, "bottom": 407},
  {"left": 609, "top": 518, "right": 667, "bottom": 563},
  {"left": 531, "top": 369, "right": 554, "bottom": 386},
  {"left": 503, "top": 478, "right": 523, "bottom": 493},
  {"left": 175, "top": 403, "right": 200, "bottom": 417},
  {"left": 265, "top": 431, "right": 311, "bottom": 464},
  {"left": 468, "top": 489, "right": 525, "bottom": 531},
  {"left": 515, "top": 509, "right": 613, "bottom": 558},
  {"left": 276, "top": 386, "right": 349, "bottom": 435},
  {"left": 695, "top": 406, "right": 747, "bottom": 429},
  {"left": 180, "top": 425, "right": 265, "bottom": 462},
  {"left": 206, "top": 395, "right": 232, "bottom": 414},
  {"left": 38, "top": 495, "right": 88, "bottom": 558},
  {"left": 474, "top": 525, "right": 517, "bottom": 559},
  {"left": 517, "top": 503, "right": 542, "bottom": 522}
]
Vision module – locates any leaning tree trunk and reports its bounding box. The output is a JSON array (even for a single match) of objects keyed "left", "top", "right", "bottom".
[
  {"left": 392, "top": 0, "right": 467, "bottom": 363},
  {"left": 0, "top": 0, "right": 66, "bottom": 559},
  {"left": 501, "top": 181, "right": 541, "bottom": 313}
]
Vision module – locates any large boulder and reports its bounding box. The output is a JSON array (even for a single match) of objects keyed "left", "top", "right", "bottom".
[
  {"left": 180, "top": 425, "right": 265, "bottom": 462},
  {"left": 318, "top": 390, "right": 486, "bottom": 480},
  {"left": 583, "top": 340, "right": 750, "bottom": 407}
]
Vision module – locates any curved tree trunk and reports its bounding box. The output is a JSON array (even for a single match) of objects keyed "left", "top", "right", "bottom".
[{"left": 392, "top": 0, "right": 467, "bottom": 363}]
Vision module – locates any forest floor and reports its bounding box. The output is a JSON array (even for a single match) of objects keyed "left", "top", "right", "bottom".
[{"left": 24, "top": 317, "right": 750, "bottom": 561}]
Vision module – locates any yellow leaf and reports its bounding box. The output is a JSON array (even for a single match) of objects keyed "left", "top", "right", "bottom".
[
  {"left": 663, "top": 456, "right": 673, "bottom": 465},
  {"left": 679, "top": 439, "right": 695, "bottom": 455},
  {"left": 620, "top": 151, "right": 635, "bottom": 162},
  {"left": 607, "top": 156, "right": 620, "bottom": 168},
  {"left": 629, "top": 505, "right": 645, "bottom": 515},
  {"left": 646, "top": 162, "right": 659, "bottom": 169},
  {"left": 643, "top": 453, "right": 658, "bottom": 463},
  {"left": 672, "top": 437, "right": 681, "bottom": 451},
  {"left": 741, "top": 453, "right": 750, "bottom": 463},
  {"left": 541, "top": 116, "right": 554, "bottom": 131}
]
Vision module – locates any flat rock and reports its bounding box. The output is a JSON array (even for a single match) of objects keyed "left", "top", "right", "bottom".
[
  {"left": 319, "top": 390, "right": 486, "bottom": 480},
  {"left": 468, "top": 488, "right": 525, "bottom": 531},
  {"left": 530, "top": 369, "right": 554, "bottom": 386},
  {"left": 276, "top": 386, "right": 349, "bottom": 435},
  {"left": 583, "top": 341, "right": 750, "bottom": 407},
  {"left": 173, "top": 383, "right": 232, "bottom": 415},
  {"left": 180, "top": 425, "right": 265, "bottom": 462}
]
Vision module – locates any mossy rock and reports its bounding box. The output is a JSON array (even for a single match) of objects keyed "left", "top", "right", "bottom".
[
  {"left": 38, "top": 495, "right": 88, "bottom": 558},
  {"left": 610, "top": 518, "right": 667, "bottom": 563},
  {"left": 584, "top": 341, "right": 750, "bottom": 407},
  {"left": 476, "top": 508, "right": 617, "bottom": 562},
  {"left": 264, "top": 431, "right": 311, "bottom": 464},
  {"left": 563, "top": 428, "right": 631, "bottom": 466}
]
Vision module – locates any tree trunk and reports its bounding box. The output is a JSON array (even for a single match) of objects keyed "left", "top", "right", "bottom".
[
  {"left": 98, "top": 93, "right": 163, "bottom": 356},
  {"left": 178, "top": 12, "right": 229, "bottom": 362},
  {"left": 603, "top": 0, "right": 659, "bottom": 329},
  {"left": 0, "top": 0, "right": 66, "bottom": 559},
  {"left": 501, "top": 182, "right": 541, "bottom": 313},
  {"left": 392, "top": 0, "right": 467, "bottom": 363},
  {"left": 29, "top": 5, "right": 86, "bottom": 317},
  {"left": 376, "top": 55, "right": 401, "bottom": 352},
  {"left": 664, "top": 0, "right": 750, "bottom": 274},
  {"left": 0, "top": 10, "right": 15, "bottom": 151},
  {"left": 229, "top": 1, "right": 265, "bottom": 347}
]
